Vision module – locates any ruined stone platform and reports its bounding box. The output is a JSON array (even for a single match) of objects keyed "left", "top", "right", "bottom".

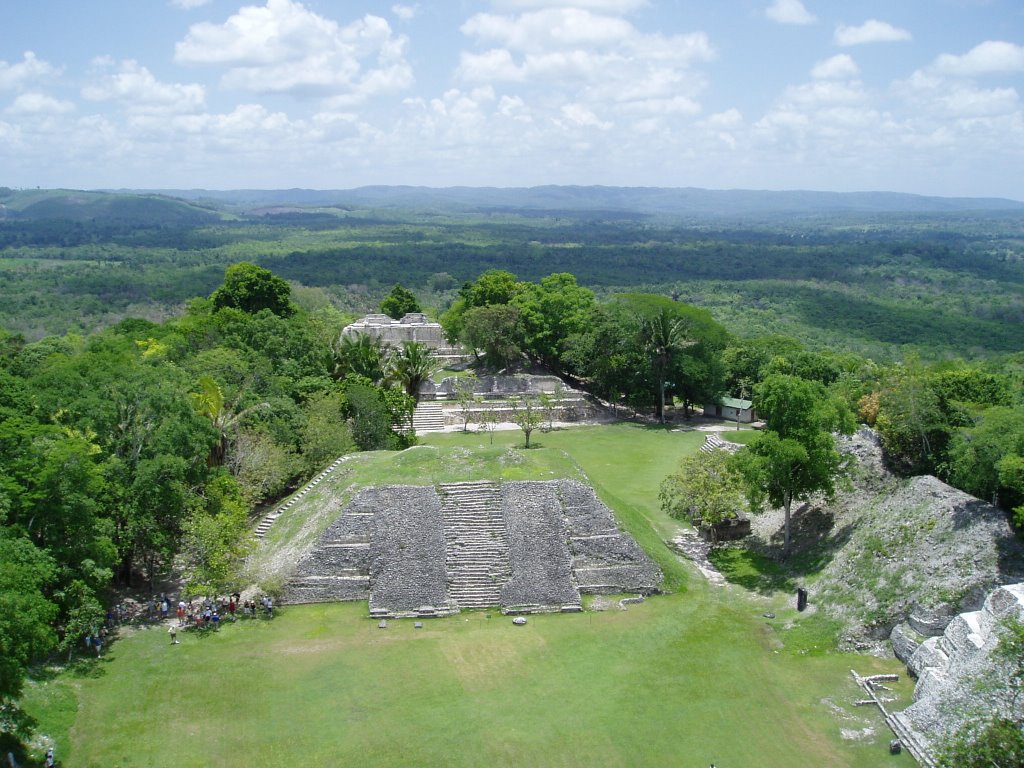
[{"left": 283, "top": 479, "right": 661, "bottom": 616}]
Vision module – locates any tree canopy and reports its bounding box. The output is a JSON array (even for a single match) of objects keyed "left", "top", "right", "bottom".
[{"left": 210, "top": 262, "right": 296, "bottom": 317}]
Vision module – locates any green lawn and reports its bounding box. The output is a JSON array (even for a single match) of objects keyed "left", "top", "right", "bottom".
[
  {"left": 27, "top": 597, "right": 911, "bottom": 768},
  {"left": 21, "top": 423, "right": 914, "bottom": 767}
]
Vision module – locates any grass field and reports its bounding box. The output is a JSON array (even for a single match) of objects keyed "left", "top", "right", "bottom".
[{"left": 20, "top": 423, "right": 915, "bottom": 767}]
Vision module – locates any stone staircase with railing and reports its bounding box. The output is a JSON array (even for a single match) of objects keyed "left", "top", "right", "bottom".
[
  {"left": 439, "top": 481, "right": 511, "bottom": 609},
  {"left": 700, "top": 433, "right": 743, "bottom": 455},
  {"left": 253, "top": 454, "right": 355, "bottom": 540},
  {"left": 412, "top": 401, "right": 446, "bottom": 433}
]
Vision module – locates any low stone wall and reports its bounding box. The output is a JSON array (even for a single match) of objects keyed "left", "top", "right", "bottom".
[{"left": 500, "top": 482, "right": 580, "bottom": 611}]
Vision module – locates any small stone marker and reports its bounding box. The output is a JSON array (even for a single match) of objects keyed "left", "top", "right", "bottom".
[
  {"left": 889, "top": 739, "right": 902, "bottom": 755},
  {"left": 414, "top": 621, "right": 423, "bottom": 629},
  {"left": 763, "top": 612, "right": 775, "bottom": 619},
  {"left": 378, "top": 620, "right": 387, "bottom": 629},
  {"left": 512, "top": 616, "right": 527, "bottom": 625},
  {"left": 797, "top": 587, "right": 808, "bottom": 611}
]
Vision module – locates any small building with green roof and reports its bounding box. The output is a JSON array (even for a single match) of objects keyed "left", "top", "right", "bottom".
[{"left": 703, "top": 396, "right": 755, "bottom": 423}]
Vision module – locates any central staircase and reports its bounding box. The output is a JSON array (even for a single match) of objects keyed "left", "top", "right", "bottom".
[
  {"left": 412, "top": 401, "right": 446, "bottom": 433},
  {"left": 439, "top": 481, "right": 511, "bottom": 609}
]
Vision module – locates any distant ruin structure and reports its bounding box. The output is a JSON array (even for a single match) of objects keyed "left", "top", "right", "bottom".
[
  {"left": 341, "top": 312, "right": 445, "bottom": 349},
  {"left": 284, "top": 479, "right": 662, "bottom": 617}
]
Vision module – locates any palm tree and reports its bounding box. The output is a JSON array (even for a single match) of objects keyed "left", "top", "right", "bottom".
[
  {"left": 388, "top": 341, "right": 441, "bottom": 404},
  {"left": 191, "top": 375, "right": 269, "bottom": 466},
  {"left": 332, "top": 333, "right": 389, "bottom": 385},
  {"left": 640, "top": 309, "right": 691, "bottom": 424}
]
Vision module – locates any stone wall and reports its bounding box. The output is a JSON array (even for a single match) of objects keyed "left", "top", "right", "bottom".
[
  {"left": 368, "top": 486, "right": 452, "bottom": 617},
  {"left": 500, "top": 482, "right": 581, "bottom": 612},
  {"left": 893, "top": 582, "right": 1024, "bottom": 755}
]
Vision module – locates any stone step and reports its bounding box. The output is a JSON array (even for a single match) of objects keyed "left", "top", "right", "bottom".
[{"left": 252, "top": 453, "right": 354, "bottom": 539}]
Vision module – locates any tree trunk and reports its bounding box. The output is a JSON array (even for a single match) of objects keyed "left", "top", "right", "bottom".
[{"left": 783, "top": 493, "right": 792, "bottom": 559}]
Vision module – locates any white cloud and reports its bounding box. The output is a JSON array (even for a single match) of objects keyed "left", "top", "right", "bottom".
[
  {"left": 462, "top": 9, "right": 635, "bottom": 54},
  {"left": 175, "top": 0, "right": 413, "bottom": 101},
  {"left": 6, "top": 92, "right": 75, "bottom": 115},
  {"left": 835, "top": 19, "right": 911, "bottom": 47},
  {"left": 171, "top": 0, "right": 211, "bottom": 8},
  {"left": 391, "top": 4, "right": 418, "bottom": 21},
  {"left": 83, "top": 60, "right": 206, "bottom": 114},
  {"left": 558, "top": 102, "right": 612, "bottom": 130},
  {"left": 765, "top": 0, "right": 816, "bottom": 26},
  {"left": 492, "top": 0, "right": 648, "bottom": 11},
  {"left": 932, "top": 40, "right": 1024, "bottom": 76},
  {"left": 0, "top": 52, "right": 61, "bottom": 91},
  {"left": 811, "top": 54, "right": 859, "bottom": 80}
]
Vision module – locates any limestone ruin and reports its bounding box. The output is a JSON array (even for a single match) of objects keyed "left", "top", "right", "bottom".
[
  {"left": 284, "top": 479, "right": 662, "bottom": 617},
  {"left": 892, "top": 582, "right": 1024, "bottom": 763},
  {"left": 341, "top": 312, "right": 446, "bottom": 348}
]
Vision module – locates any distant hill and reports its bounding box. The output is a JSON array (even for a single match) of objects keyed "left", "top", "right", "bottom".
[
  {"left": 0, "top": 189, "right": 222, "bottom": 225},
  {"left": 142, "top": 185, "right": 1024, "bottom": 219}
]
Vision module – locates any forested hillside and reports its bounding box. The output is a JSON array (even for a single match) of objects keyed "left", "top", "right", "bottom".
[{"left": 0, "top": 187, "right": 1021, "bottom": 360}]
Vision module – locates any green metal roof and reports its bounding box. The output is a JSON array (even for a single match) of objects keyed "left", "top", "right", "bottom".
[{"left": 719, "top": 397, "right": 753, "bottom": 410}]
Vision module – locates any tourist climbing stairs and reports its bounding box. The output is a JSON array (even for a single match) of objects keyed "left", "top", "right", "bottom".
[
  {"left": 439, "top": 481, "right": 511, "bottom": 609},
  {"left": 253, "top": 454, "right": 354, "bottom": 539},
  {"left": 412, "top": 401, "right": 446, "bottom": 433}
]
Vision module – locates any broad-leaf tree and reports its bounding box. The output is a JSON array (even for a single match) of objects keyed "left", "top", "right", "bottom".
[
  {"left": 210, "top": 262, "right": 296, "bottom": 317},
  {"left": 380, "top": 284, "right": 421, "bottom": 320},
  {"left": 735, "top": 374, "right": 855, "bottom": 557},
  {"left": 660, "top": 450, "right": 746, "bottom": 544}
]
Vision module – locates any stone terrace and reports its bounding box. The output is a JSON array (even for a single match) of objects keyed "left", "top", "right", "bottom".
[
  {"left": 369, "top": 486, "right": 453, "bottom": 619},
  {"left": 501, "top": 482, "right": 581, "bottom": 613},
  {"left": 559, "top": 480, "right": 662, "bottom": 594},
  {"left": 285, "top": 489, "right": 376, "bottom": 603},
  {"left": 283, "top": 479, "right": 662, "bottom": 615}
]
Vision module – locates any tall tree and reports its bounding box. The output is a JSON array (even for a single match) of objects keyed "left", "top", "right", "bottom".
[
  {"left": 0, "top": 530, "right": 57, "bottom": 736},
  {"left": 640, "top": 308, "right": 691, "bottom": 423},
  {"left": 735, "top": 374, "right": 855, "bottom": 557},
  {"left": 461, "top": 304, "right": 522, "bottom": 370},
  {"left": 210, "top": 262, "right": 296, "bottom": 317},
  {"left": 380, "top": 284, "right": 421, "bottom": 320}
]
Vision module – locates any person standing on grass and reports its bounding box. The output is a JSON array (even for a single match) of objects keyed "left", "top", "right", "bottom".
[{"left": 168, "top": 625, "right": 178, "bottom": 644}]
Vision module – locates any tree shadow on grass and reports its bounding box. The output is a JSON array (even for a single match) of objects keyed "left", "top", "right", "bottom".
[{"left": 710, "top": 502, "right": 859, "bottom": 595}]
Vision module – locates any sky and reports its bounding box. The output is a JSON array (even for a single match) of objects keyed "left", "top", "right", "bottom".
[{"left": 1, "top": 0, "right": 1023, "bottom": 198}]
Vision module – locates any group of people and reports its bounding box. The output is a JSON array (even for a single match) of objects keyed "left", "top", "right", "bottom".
[{"left": 166, "top": 594, "right": 276, "bottom": 643}]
